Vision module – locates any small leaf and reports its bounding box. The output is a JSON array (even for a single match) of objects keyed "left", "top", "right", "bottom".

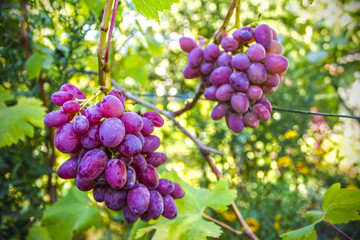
[
  {"left": 132, "top": 0, "right": 179, "bottom": 20},
  {"left": 305, "top": 210, "right": 323, "bottom": 224},
  {"left": 280, "top": 224, "right": 317, "bottom": 240}
]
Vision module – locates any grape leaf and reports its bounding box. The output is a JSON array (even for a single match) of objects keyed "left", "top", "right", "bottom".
[
  {"left": 305, "top": 210, "right": 323, "bottom": 224},
  {"left": 26, "top": 226, "right": 51, "bottom": 240},
  {"left": 0, "top": 87, "right": 46, "bottom": 147},
  {"left": 132, "top": 0, "right": 179, "bottom": 20},
  {"left": 41, "top": 187, "right": 101, "bottom": 240},
  {"left": 25, "top": 52, "right": 53, "bottom": 79},
  {"left": 280, "top": 224, "right": 317, "bottom": 240},
  {"left": 135, "top": 170, "right": 237, "bottom": 240}
]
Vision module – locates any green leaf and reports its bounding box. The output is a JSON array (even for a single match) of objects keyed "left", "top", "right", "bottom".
[
  {"left": 280, "top": 224, "right": 317, "bottom": 240},
  {"left": 0, "top": 87, "right": 46, "bottom": 147},
  {"left": 305, "top": 210, "right": 323, "bottom": 224},
  {"left": 135, "top": 170, "right": 236, "bottom": 240},
  {"left": 25, "top": 52, "right": 53, "bottom": 79},
  {"left": 41, "top": 187, "right": 101, "bottom": 240},
  {"left": 27, "top": 225, "right": 51, "bottom": 240},
  {"left": 132, "top": 0, "right": 179, "bottom": 20},
  {"left": 123, "top": 54, "right": 150, "bottom": 88},
  {"left": 322, "top": 183, "right": 360, "bottom": 224}
]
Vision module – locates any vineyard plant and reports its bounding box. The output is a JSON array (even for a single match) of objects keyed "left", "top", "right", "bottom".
[{"left": 1, "top": 0, "right": 360, "bottom": 239}]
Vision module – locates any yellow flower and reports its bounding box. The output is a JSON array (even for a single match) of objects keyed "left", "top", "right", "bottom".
[
  {"left": 274, "top": 221, "right": 281, "bottom": 230},
  {"left": 333, "top": 237, "right": 341, "bottom": 240},
  {"left": 246, "top": 218, "right": 260, "bottom": 232},
  {"left": 296, "top": 162, "right": 309, "bottom": 174},
  {"left": 284, "top": 130, "right": 298, "bottom": 139},
  {"left": 277, "top": 156, "right": 292, "bottom": 168},
  {"left": 274, "top": 214, "right": 282, "bottom": 221},
  {"left": 222, "top": 211, "right": 236, "bottom": 222}
]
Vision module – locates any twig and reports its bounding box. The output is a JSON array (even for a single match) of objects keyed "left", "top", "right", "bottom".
[
  {"left": 273, "top": 107, "right": 360, "bottom": 120},
  {"left": 323, "top": 219, "right": 352, "bottom": 240},
  {"left": 202, "top": 213, "right": 243, "bottom": 235},
  {"left": 235, "top": 0, "right": 241, "bottom": 29},
  {"left": 214, "top": 0, "right": 238, "bottom": 44},
  {"left": 172, "top": 83, "right": 205, "bottom": 117},
  {"left": 104, "top": 0, "right": 119, "bottom": 64}
]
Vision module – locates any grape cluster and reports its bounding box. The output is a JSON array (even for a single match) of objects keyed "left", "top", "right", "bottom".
[
  {"left": 44, "top": 84, "right": 185, "bottom": 223},
  {"left": 180, "top": 24, "right": 289, "bottom": 133}
]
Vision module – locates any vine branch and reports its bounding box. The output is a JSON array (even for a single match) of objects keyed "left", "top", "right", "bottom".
[
  {"left": 172, "top": 83, "right": 205, "bottom": 117},
  {"left": 214, "top": 0, "right": 238, "bottom": 44},
  {"left": 323, "top": 219, "right": 352, "bottom": 240},
  {"left": 273, "top": 107, "right": 360, "bottom": 120},
  {"left": 202, "top": 213, "right": 243, "bottom": 235}
]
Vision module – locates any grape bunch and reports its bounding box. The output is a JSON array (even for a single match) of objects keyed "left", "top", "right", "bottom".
[
  {"left": 180, "top": 24, "right": 289, "bottom": 133},
  {"left": 44, "top": 84, "right": 185, "bottom": 223}
]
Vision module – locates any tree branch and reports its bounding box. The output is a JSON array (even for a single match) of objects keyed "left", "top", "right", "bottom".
[
  {"left": 214, "top": 0, "right": 238, "bottom": 44},
  {"left": 171, "top": 83, "right": 205, "bottom": 117},
  {"left": 202, "top": 213, "right": 243, "bottom": 235},
  {"left": 323, "top": 219, "right": 352, "bottom": 240}
]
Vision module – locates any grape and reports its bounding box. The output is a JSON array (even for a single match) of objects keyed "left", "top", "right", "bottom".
[
  {"left": 60, "top": 84, "right": 86, "bottom": 100},
  {"left": 146, "top": 152, "right": 167, "bottom": 167},
  {"left": 80, "top": 123, "right": 101, "bottom": 149},
  {"left": 78, "top": 148, "right": 108, "bottom": 181},
  {"left": 140, "top": 117, "right": 154, "bottom": 136},
  {"left": 135, "top": 132, "right": 145, "bottom": 147},
  {"left": 200, "top": 62, "right": 215, "bottom": 75},
  {"left": 247, "top": 43, "right": 266, "bottom": 62},
  {"left": 105, "top": 188, "right": 127, "bottom": 211},
  {"left": 262, "top": 85, "right": 277, "bottom": 94},
  {"left": 221, "top": 36, "right": 239, "bottom": 52},
  {"left": 123, "top": 166, "right": 136, "bottom": 190},
  {"left": 232, "top": 26, "right": 254, "bottom": 42},
  {"left": 265, "top": 54, "right": 289, "bottom": 74},
  {"left": 231, "top": 53, "right": 250, "bottom": 71},
  {"left": 57, "top": 157, "right": 78, "bottom": 179},
  {"left": 137, "top": 165, "right": 159, "bottom": 190},
  {"left": 253, "top": 103, "right": 271, "bottom": 121},
  {"left": 171, "top": 183, "right": 185, "bottom": 199},
  {"left": 54, "top": 123, "right": 80, "bottom": 153},
  {"left": 215, "top": 84, "right": 234, "bottom": 101},
  {"left": 93, "top": 185, "right": 108, "bottom": 202},
  {"left": 85, "top": 105, "right": 103, "bottom": 123},
  {"left": 62, "top": 100, "right": 80, "bottom": 113},
  {"left": 127, "top": 183, "right": 150, "bottom": 215},
  {"left": 243, "top": 111, "right": 259, "bottom": 129},
  {"left": 246, "top": 85, "right": 263, "bottom": 101},
  {"left": 204, "top": 85, "right": 218, "bottom": 101},
  {"left": 246, "top": 62, "right": 267, "bottom": 85},
  {"left": 231, "top": 92, "right": 249, "bottom": 113},
  {"left": 119, "top": 156, "right": 133, "bottom": 166},
  {"left": 229, "top": 71, "right": 250, "bottom": 92},
  {"left": 108, "top": 89, "right": 125, "bottom": 105},
  {"left": 142, "top": 135, "right": 161, "bottom": 155},
  {"left": 76, "top": 176, "right": 95, "bottom": 191},
  {"left": 254, "top": 24, "right": 273, "bottom": 50},
  {"left": 162, "top": 195, "right": 177, "bottom": 219},
  {"left": 156, "top": 179, "right": 175, "bottom": 196},
  {"left": 203, "top": 43, "right": 220, "bottom": 62},
  {"left": 44, "top": 109, "right": 69, "bottom": 128},
  {"left": 99, "top": 117, "right": 125, "bottom": 148},
  {"left": 179, "top": 37, "right": 197, "bottom": 53},
  {"left": 93, "top": 171, "right": 107, "bottom": 185},
  {"left": 267, "top": 40, "right": 283, "bottom": 54},
  {"left": 105, "top": 158, "right": 127, "bottom": 189},
  {"left": 77, "top": 148, "right": 90, "bottom": 164},
  {"left": 217, "top": 52, "right": 232, "bottom": 67},
  {"left": 131, "top": 154, "right": 147, "bottom": 173},
  {"left": 143, "top": 112, "right": 164, "bottom": 127},
  {"left": 264, "top": 73, "right": 280, "bottom": 87},
  {"left": 211, "top": 103, "right": 229, "bottom": 120},
  {"left": 118, "top": 134, "right": 143, "bottom": 157},
  {"left": 123, "top": 204, "right": 139, "bottom": 224},
  {"left": 271, "top": 28, "right": 278, "bottom": 40},
  {"left": 187, "top": 48, "right": 203, "bottom": 68},
  {"left": 183, "top": 64, "right": 201, "bottom": 79},
  {"left": 51, "top": 91, "right": 74, "bottom": 106},
  {"left": 101, "top": 95, "right": 124, "bottom": 118},
  {"left": 256, "top": 97, "right": 272, "bottom": 112},
  {"left": 73, "top": 115, "right": 90, "bottom": 134},
  {"left": 146, "top": 190, "right": 164, "bottom": 220},
  {"left": 201, "top": 75, "right": 211, "bottom": 87},
  {"left": 140, "top": 211, "right": 153, "bottom": 222},
  {"left": 209, "top": 66, "right": 232, "bottom": 86},
  {"left": 226, "top": 113, "right": 245, "bottom": 133}
]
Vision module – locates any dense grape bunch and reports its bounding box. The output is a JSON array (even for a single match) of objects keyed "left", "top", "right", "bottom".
[
  {"left": 180, "top": 24, "right": 289, "bottom": 133},
  {"left": 45, "top": 84, "right": 185, "bottom": 223}
]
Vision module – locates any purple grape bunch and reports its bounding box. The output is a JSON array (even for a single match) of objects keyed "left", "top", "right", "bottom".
[
  {"left": 180, "top": 24, "right": 289, "bottom": 133},
  {"left": 44, "top": 84, "right": 185, "bottom": 223}
]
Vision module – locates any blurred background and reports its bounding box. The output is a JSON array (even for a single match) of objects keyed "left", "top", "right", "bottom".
[{"left": 0, "top": 0, "right": 359, "bottom": 239}]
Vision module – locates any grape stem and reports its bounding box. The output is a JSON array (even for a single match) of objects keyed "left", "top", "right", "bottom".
[
  {"left": 202, "top": 213, "right": 243, "bottom": 235},
  {"left": 172, "top": 83, "right": 205, "bottom": 117},
  {"left": 323, "top": 219, "right": 353, "bottom": 240},
  {"left": 214, "top": 0, "right": 239, "bottom": 44},
  {"left": 79, "top": 89, "right": 103, "bottom": 110},
  {"left": 272, "top": 107, "right": 360, "bottom": 120},
  {"left": 235, "top": 0, "right": 241, "bottom": 29}
]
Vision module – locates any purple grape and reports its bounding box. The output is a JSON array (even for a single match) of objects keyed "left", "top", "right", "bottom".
[
  {"left": 231, "top": 92, "right": 249, "bottom": 113},
  {"left": 108, "top": 89, "right": 125, "bottom": 105},
  {"left": 162, "top": 195, "right": 177, "bottom": 219},
  {"left": 209, "top": 66, "right": 232, "bottom": 86},
  {"left": 143, "top": 112, "right": 164, "bottom": 128},
  {"left": 73, "top": 115, "right": 90, "bottom": 134},
  {"left": 183, "top": 65, "right": 201, "bottom": 79},
  {"left": 243, "top": 111, "right": 259, "bottom": 128},
  {"left": 271, "top": 28, "right": 278, "bottom": 40},
  {"left": 44, "top": 109, "right": 69, "bottom": 128},
  {"left": 215, "top": 84, "right": 234, "bottom": 101},
  {"left": 256, "top": 97, "right": 272, "bottom": 112},
  {"left": 140, "top": 211, "right": 153, "bottom": 222},
  {"left": 187, "top": 48, "right": 203, "bottom": 68},
  {"left": 137, "top": 165, "right": 159, "bottom": 190},
  {"left": 105, "top": 188, "right": 127, "bottom": 211},
  {"left": 262, "top": 85, "right": 277, "bottom": 94},
  {"left": 135, "top": 132, "right": 145, "bottom": 146},
  {"left": 267, "top": 40, "right": 283, "bottom": 54},
  {"left": 231, "top": 53, "right": 250, "bottom": 71},
  {"left": 254, "top": 24, "right": 273, "bottom": 50},
  {"left": 123, "top": 204, "right": 139, "bottom": 224},
  {"left": 62, "top": 100, "right": 80, "bottom": 114},
  {"left": 217, "top": 52, "right": 232, "bottom": 67},
  {"left": 127, "top": 184, "right": 150, "bottom": 215},
  {"left": 140, "top": 117, "right": 154, "bottom": 136},
  {"left": 99, "top": 118, "right": 125, "bottom": 147},
  {"left": 54, "top": 123, "right": 80, "bottom": 153},
  {"left": 142, "top": 135, "right": 161, "bottom": 155},
  {"left": 200, "top": 75, "right": 211, "bottom": 87},
  {"left": 156, "top": 179, "right": 175, "bottom": 196},
  {"left": 118, "top": 134, "right": 143, "bottom": 157},
  {"left": 246, "top": 85, "right": 263, "bottom": 101},
  {"left": 264, "top": 54, "right": 289, "bottom": 74},
  {"left": 51, "top": 91, "right": 74, "bottom": 106},
  {"left": 226, "top": 113, "right": 244, "bottom": 133},
  {"left": 60, "top": 84, "right": 86, "bottom": 100},
  {"left": 253, "top": 103, "right": 271, "bottom": 121},
  {"left": 204, "top": 85, "right": 218, "bottom": 101},
  {"left": 85, "top": 105, "right": 103, "bottom": 123},
  {"left": 93, "top": 185, "right": 108, "bottom": 202},
  {"left": 247, "top": 44, "right": 266, "bottom": 62},
  {"left": 57, "top": 157, "right": 78, "bottom": 179},
  {"left": 200, "top": 62, "right": 215, "bottom": 75},
  {"left": 77, "top": 148, "right": 90, "bottom": 164},
  {"left": 229, "top": 71, "right": 250, "bottom": 92},
  {"left": 123, "top": 166, "right": 136, "bottom": 190},
  {"left": 171, "top": 183, "right": 185, "bottom": 199},
  {"left": 93, "top": 171, "right": 107, "bottom": 185},
  {"left": 264, "top": 73, "right": 280, "bottom": 87},
  {"left": 145, "top": 152, "right": 167, "bottom": 167},
  {"left": 211, "top": 103, "right": 229, "bottom": 120},
  {"left": 131, "top": 154, "right": 147, "bottom": 173},
  {"left": 76, "top": 176, "right": 95, "bottom": 191},
  {"left": 233, "top": 26, "right": 254, "bottom": 42},
  {"left": 146, "top": 190, "right": 164, "bottom": 219},
  {"left": 203, "top": 43, "right": 220, "bottom": 62},
  {"left": 101, "top": 95, "right": 124, "bottom": 118},
  {"left": 221, "top": 36, "right": 239, "bottom": 52},
  {"left": 179, "top": 37, "right": 197, "bottom": 53},
  {"left": 105, "top": 158, "right": 127, "bottom": 189},
  {"left": 80, "top": 123, "right": 101, "bottom": 149},
  {"left": 78, "top": 148, "right": 108, "bottom": 182},
  {"left": 246, "top": 62, "right": 267, "bottom": 85}
]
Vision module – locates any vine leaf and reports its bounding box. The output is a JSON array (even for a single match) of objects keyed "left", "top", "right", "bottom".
[
  {"left": 280, "top": 224, "right": 317, "bottom": 240},
  {"left": 0, "top": 87, "right": 46, "bottom": 147},
  {"left": 25, "top": 52, "right": 53, "bottom": 79},
  {"left": 135, "top": 170, "right": 237, "bottom": 240},
  {"left": 132, "top": 0, "right": 179, "bottom": 20}
]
